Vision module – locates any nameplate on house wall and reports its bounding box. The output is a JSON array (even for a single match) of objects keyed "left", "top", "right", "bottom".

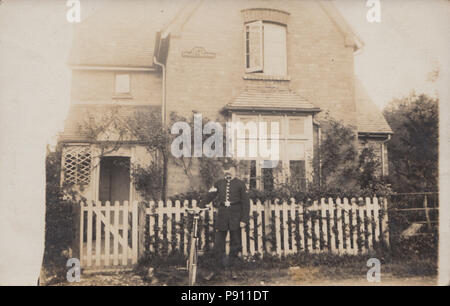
[{"left": 182, "top": 47, "right": 216, "bottom": 59}]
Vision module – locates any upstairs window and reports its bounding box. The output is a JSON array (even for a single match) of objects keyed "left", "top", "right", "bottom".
[
  {"left": 245, "top": 21, "right": 287, "bottom": 76},
  {"left": 115, "top": 74, "right": 130, "bottom": 94}
]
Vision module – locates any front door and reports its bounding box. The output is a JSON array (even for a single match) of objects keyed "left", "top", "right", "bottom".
[{"left": 98, "top": 156, "right": 130, "bottom": 203}]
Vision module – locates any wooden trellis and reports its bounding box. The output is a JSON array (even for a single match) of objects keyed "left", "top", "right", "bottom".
[{"left": 62, "top": 145, "right": 92, "bottom": 185}]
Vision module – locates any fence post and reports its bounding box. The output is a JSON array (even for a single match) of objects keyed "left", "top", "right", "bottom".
[
  {"left": 86, "top": 200, "right": 93, "bottom": 267},
  {"left": 328, "top": 198, "right": 337, "bottom": 254},
  {"left": 365, "top": 197, "right": 374, "bottom": 250},
  {"left": 320, "top": 198, "right": 328, "bottom": 253},
  {"left": 350, "top": 198, "right": 358, "bottom": 255},
  {"left": 343, "top": 198, "right": 351, "bottom": 255},
  {"left": 282, "top": 200, "right": 290, "bottom": 256},
  {"left": 382, "top": 197, "right": 390, "bottom": 248},
  {"left": 274, "top": 199, "right": 282, "bottom": 256},
  {"left": 290, "top": 198, "right": 298, "bottom": 254},
  {"left": 138, "top": 202, "right": 146, "bottom": 259},
  {"left": 167, "top": 200, "right": 173, "bottom": 255},
  {"left": 249, "top": 200, "right": 255, "bottom": 256},
  {"left": 373, "top": 197, "right": 381, "bottom": 245},
  {"left": 335, "top": 198, "right": 344, "bottom": 254},
  {"left": 358, "top": 197, "right": 366, "bottom": 254},
  {"left": 122, "top": 201, "right": 129, "bottom": 266},
  {"left": 175, "top": 200, "right": 182, "bottom": 253},
  {"left": 132, "top": 201, "right": 138, "bottom": 264},
  {"left": 72, "top": 201, "right": 81, "bottom": 264},
  {"left": 264, "top": 199, "right": 273, "bottom": 254},
  {"left": 105, "top": 201, "right": 111, "bottom": 266},
  {"left": 95, "top": 201, "right": 101, "bottom": 267},
  {"left": 256, "top": 200, "right": 264, "bottom": 256}
]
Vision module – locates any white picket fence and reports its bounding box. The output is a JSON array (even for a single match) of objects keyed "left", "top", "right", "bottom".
[
  {"left": 77, "top": 201, "right": 138, "bottom": 269},
  {"left": 77, "top": 197, "right": 389, "bottom": 269},
  {"left": 141, "top": 197, "right": 389, "bottom": 257}
]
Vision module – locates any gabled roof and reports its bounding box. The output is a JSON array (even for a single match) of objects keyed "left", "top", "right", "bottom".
[
  {"left": 318, "top": 1, "right": 364, "bottom": 52},
  {"left": 225, "top": 84, "right": 320, "bottom": 113},
  {"left": 59, "top": 104, "right": 161, "bottom": 143},
  {"left": 69, "top": 0, "right": 364, "bottom": 68},
  {"left": 355, "top": 79, "right": 393, "bottom": 134},
  {"left": 68, "top": 1, "right": 185, "bottom": 67}
]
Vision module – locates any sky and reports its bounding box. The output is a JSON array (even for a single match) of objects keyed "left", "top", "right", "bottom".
[
  {"left": 0, "top": 0, "right": 448, "bottom": 284},
  {"left": 335, "top": 0, "right": 448, "bottom": 108}
]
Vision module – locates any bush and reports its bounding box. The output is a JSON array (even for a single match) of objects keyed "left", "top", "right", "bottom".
[{"left": 42, "top": 147, "right": 80, "bottom": 283}]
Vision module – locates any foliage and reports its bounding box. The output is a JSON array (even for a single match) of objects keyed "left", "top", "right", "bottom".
[
  {"left": 77, "top": 107, "right": 172, "bottom": 200},
  {"left": 317, "top": 113, "right": 359, "bottom": 189},
  {"left": 168, "top": 190, "right": 204, "bottom": 202},
  {"left": 170, "top": 112, "right": 229, "bottom": 190},
  {"left": 383, "top": 93, "right": 438, "bottom": 192},
  {"left": 127, "top": 110, "right": 172, "bottom": 200},
  {"left": 80, "top": 107, "right": 232, "bottom": 200},
  {"left": 245, "top": 114, "right": 392, "bottom": 202},
  {"left": 43, "top": 145, "right": 81, "bottom": 282},
  {"left": 131, "top": 161, "right": 164, "bottom": 201},
  {"left": 199, "top": 157, "right": 224, "bottom": 189},
  {"left": 78, "top": 107, "right": 392, "bottom": 201}
]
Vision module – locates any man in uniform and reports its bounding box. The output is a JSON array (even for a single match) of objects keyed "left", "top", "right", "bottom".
[{"left": 201, "top": 161, "right": 250, "bottom": 279}]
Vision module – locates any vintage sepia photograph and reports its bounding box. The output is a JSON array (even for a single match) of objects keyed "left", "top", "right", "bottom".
[{"left": 0, "top": 0, "right": 448, "bottom": 289}]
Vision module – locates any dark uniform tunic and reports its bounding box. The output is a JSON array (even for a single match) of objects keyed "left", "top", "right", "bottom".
[
  {"left": 201, "top": 177, "right": 250, "bottom": 265},
  {"left": 202, "top": 177, "right": 250, "bottom": 231}
]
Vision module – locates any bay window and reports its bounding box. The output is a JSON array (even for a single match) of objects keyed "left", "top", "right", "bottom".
[{"left": 232, "top": 114, "right": 312, "bottom": 191}]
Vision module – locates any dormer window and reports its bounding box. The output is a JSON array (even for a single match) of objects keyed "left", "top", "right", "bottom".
[{"left": 245, "top": 21, "right": 287, "bottom": 76}]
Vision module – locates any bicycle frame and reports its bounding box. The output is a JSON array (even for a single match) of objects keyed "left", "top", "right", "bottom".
[{"left": 186, "top": 206, "right": 210, "bottom": 286}]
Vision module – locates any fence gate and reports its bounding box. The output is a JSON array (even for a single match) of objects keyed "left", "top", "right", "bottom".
[{"left": 75, "top": 201, "right": 138, "bottom": 269}]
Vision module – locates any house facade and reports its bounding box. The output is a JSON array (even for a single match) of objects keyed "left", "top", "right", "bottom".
[{"left": 59, "top": 0, "right": 392, "bottom": 203}]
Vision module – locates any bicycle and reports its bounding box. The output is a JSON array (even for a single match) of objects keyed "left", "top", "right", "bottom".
[{"left": 185, "top": 205, "right": 212, "bottom": 286}]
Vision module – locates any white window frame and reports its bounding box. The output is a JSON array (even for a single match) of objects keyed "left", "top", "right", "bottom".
[
  {"left": 244, "top": 21, "right": 287, "bottom": 76},
  {"left": 114, "top": 73, "right": 131, "bottom": 94},
  {"left": 232, "top": 114, "right": 311, "bottom": 190},
  {"left": 245, "top": 21, "right": 264, "bottom": 73}
]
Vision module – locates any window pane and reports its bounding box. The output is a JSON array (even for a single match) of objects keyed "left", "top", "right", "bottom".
[
  {"left": 260, "top": 116, "right": 283, "bottom": 139},
  {"left": 263, "top": 23, "right": 287, "bottom": 76},
  {"left": 262, "top": 168, "right": 273, "bottom": 191},
  {"left": 287, "top": 141, "right": 305, "bottom": 160},
  {"left": 235, "top": 138, "right": 258, "bottom": 159},
  {"left": 250, "top": 160, "right": 257, "bottom": 189},
  {"left": 262, "top": 160, "right": 283, "bottom": 191},
  {"left": 289, "top": 118, "right": 305, "bottom": 136},
  {"left": 290, "top": 160, "right": 306, "bottom": 191},
  {"left": 245, "top": 21, "right": 263, "bottom": 73},
  {"left": 235, "top": 116, "right": 258, "bottom": 139},
  {"left": 115, "top": 74, "right": 130, "bottom": 94}
]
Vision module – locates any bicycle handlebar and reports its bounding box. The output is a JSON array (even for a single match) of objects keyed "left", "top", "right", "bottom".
[{"left": 184, "top": 205, "right": 212, "bottom": 214}]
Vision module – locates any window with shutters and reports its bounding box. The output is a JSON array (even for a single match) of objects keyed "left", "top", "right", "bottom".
[{"left": 245, "top": 21, "right": 287, "bottom": 76}]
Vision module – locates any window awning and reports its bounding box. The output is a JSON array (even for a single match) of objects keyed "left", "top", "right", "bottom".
[{"left": 224, "top": 84, "right": 320, "bottom": 113}]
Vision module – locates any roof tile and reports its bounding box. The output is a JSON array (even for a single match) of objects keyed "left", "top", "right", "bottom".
[
  {"left": 225, "top": 84, "right": 320, "bottom": 112},
  {"left": 69, "top": 1, "right": 184, "bottom": 67},
  {"left": 355, "top": 79, "right": 393, "bottom": 134},
  {"left": 59, "top": 104, "right": 161, "bottom": 142}
]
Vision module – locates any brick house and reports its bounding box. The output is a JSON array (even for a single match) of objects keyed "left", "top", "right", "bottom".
[{"left": 59, "top": 0, "right": 392, "bottom": 203}]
